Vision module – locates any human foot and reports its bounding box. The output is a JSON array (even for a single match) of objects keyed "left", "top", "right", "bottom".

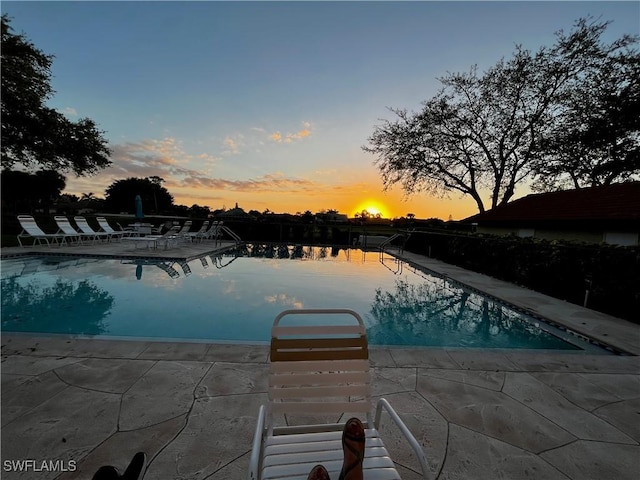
[
  {"left": 339, "top": 417, "right": 365, "bottom": 480},
  {"left": 308, "top": 464, "right": 330, "bottom": 480}
]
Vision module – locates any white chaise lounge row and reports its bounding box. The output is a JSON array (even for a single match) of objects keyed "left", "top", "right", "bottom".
[
  {"left": 16, "top": 215, "right": 224, "bottom": 249},
  {"left": 16, "top": 215, "right": 133, "bottom": 247}
]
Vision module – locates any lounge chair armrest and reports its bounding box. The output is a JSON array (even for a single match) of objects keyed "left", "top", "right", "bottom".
[
  {"left": 248, "top": 404, "right": 266, "bottom": 480},
  {"left": 375, "top": 397, "right": 430, "bottom": 479}
]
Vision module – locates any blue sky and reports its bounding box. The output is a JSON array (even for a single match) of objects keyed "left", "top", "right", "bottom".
[{"left": 3, "top": 1, "right": 639, "bottom": 219}]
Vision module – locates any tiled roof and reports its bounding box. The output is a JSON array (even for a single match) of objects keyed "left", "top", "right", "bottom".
[{"left": 465, "top": 182, "right": 640, "bottom": 223}]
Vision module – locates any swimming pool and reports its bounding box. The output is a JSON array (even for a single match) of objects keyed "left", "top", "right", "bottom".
[{"left": 0, "top": 245, "right": 606, "bottom": 352}]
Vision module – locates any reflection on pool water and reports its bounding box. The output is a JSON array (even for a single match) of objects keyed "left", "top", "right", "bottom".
[{"left": 0, "top": 245, "right": 600, "bottom": 351}]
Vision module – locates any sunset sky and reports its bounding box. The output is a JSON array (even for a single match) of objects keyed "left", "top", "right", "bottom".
[{"left": 3, "top": 1, "right": 639, "bottom": 219}]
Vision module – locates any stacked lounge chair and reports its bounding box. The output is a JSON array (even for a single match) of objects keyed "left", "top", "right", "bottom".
[
  {"left": 194, "top": 220, "right": 222, "bottom": 243},
  {"left": 174, "top": 220, "right": 193, "bottom": 244},
  {"left": 186, "top": 221, "right": 209, "bottom": 241}
]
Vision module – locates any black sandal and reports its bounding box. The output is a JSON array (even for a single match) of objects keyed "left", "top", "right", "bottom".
[
  {"left": 339, "top": 417, "right": 365, "bottom": 480},
  {"left": 92, "top": 452, "right": 146, "bottom": 480},
  {"left": 122, "top": 452, "right": 146, "bottom": 480}
]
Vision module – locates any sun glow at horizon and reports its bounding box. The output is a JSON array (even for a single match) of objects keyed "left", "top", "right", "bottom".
[{"left": 353, "top": 200, "right": 389, "bottom": 218}]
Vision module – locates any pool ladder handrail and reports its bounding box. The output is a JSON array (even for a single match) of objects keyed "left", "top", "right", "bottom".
[
  {"left": 378, "top": 231, "right": 409, "bottom": 257},
  {"left": 218, "top": 225, "right": 243, "bottom": 246}
]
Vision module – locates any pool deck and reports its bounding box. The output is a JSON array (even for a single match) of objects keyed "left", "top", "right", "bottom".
[{"left": 1, "top": 241, "right": 639, "bottom": 479}]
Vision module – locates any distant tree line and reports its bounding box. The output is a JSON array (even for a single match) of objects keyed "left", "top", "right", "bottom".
[
  {"left": 0, "top": 171, "right": 357, "bottom": 222},
  {"left": 0, "top": 169, "right": 65, "bottom": 214}
]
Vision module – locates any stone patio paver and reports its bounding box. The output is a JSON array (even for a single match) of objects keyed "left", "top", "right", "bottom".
[
  {"left": 540, "top": 440, "right": 640, "bottom": 480},
  {"left": 440, "top": 424, "right": 571, "bottom": 480},
  {"left": 120, "top": 361, "right": 212, "bottom": 431},
  {"left": 55, "top": 358, "right": 156, "bottom": 394},
  {"left": 1, "top": 385, "right": 121, "bottom": 480},
  {"left": 63, "top": 416, "right": 187, "bottom": 480},
  {"left": 529, "top": 371, "right": 635, "bottom": 411},
  {"left": 501, "top": 372, "right": 635, "bottom": 443},
  {"left": 1, "top": 370, "right": 69, "bottom": 427},
  {"left": 592, "top": 397, "right": 640, "bottom": 442},
  {"left": 144, "top": 393, "right": 267, "bottom": 480},
  {"left": 416, "top": 371, "right": 577, "bottom": 453},
  {"left": 196, "top": 362, "right": 269, "bottom": 397}
]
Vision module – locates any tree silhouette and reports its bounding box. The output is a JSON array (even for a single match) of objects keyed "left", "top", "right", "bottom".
[
  {"left": 368, "top": 278, "right": 577, "bottom": 349},
  {"left": 1, "top": 16, "right": 111, "bottom": 175},
  {"left": 104, "top": 177, "right": 174, "bottom": 214},
  {"left": 1, "top": 169, "right": 66, "bottom": 214},
  {"left": 364, "top": 17, "right": 639, "bottom": 212},
  {"left": 1, "top": 277, "right": 114, "bottom": 335}
]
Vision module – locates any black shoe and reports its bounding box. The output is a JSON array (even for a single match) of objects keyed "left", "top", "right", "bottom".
[
  {"left": 92, "top": 452, "right": 146, "bottom": 480},
  {"left": 122, "top": 452, "right": 146, "bottom": 480},
  {"left": 92, "top": 466, "right": 120, "bottom": 480}
]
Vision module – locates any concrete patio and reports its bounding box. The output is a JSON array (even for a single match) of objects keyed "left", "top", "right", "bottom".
[
  {"left": 1, "top": 241, "right": 639, "bottom": 479},
  {"left": 2, "top": 336, "right": 639, "bottom": 480}
]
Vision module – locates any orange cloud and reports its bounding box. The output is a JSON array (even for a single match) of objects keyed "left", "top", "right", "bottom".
[
  {"left": 269, "top": 121, "right": 312, "bottom": 143},
  {"left": 178, "top": 172, "right": 315, "bottom": 193},
  {"left": 222, "top": 135, "right": 246, "bottom": 155}
]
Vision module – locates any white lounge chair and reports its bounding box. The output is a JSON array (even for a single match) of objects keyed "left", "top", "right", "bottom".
[
  {"left": 187, "top": 220, "right": 209, "bottom": 241},
  {"left": 74, "top": 216, "right": 112, "bottom": 242},
  {"left": 211, "top": 221, "right": 224, "bottom": 243},
  {"left": 174, "top": 220, "right": 193, "bottom": 243},
  {"left": 156, "top": 262, "right": 180, "bottom": 278},
  {"left": 195, "top": 221, "right": 223, "bottom": 243},
  {"left": 16, "top": 215, "right": 72, "bottom": 247},
  {"left": 53, "top": 216, "right": 85, "bottom": 245},
  {"left": 248, "top": 309, "right": 430, "bottom": 480},
  {"left": 177, "top": 260, "right": 192, "bottom": 276},
  {"left": 96, "top": 217, "right": 132, "bottom": 239}
]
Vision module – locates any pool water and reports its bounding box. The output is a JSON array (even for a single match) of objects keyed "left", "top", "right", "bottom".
[{"left": 0, "top": 245, "right": 598, "bottom": 351}]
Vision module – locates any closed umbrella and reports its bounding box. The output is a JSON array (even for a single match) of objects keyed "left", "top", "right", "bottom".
[{"left": 135, "top": 195, "right": 144, "bottom": 220}]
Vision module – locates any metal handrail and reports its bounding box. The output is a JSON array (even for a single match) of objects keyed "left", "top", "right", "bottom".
[
  {"left": 219, "top": 225, "right": 242, "bottom": 245},
  {"left": 378, "top": 232, "right": 407, "bottom": 263},
  {"left": 378, "top": 232, "right": 403, "bottom": 250}
]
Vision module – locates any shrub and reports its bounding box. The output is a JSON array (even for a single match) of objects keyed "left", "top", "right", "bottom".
[{"left": 405, "top": 231, "right": 640, "bottom": 323}]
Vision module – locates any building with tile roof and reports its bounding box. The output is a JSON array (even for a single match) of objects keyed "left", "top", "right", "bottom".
[{"left": 464, "top": 182, "right": 640, "bottom": 245}]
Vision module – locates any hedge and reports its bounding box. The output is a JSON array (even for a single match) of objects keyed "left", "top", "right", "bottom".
[{"left": 404, "top": 231, "right": 640, "bottom": 323}]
